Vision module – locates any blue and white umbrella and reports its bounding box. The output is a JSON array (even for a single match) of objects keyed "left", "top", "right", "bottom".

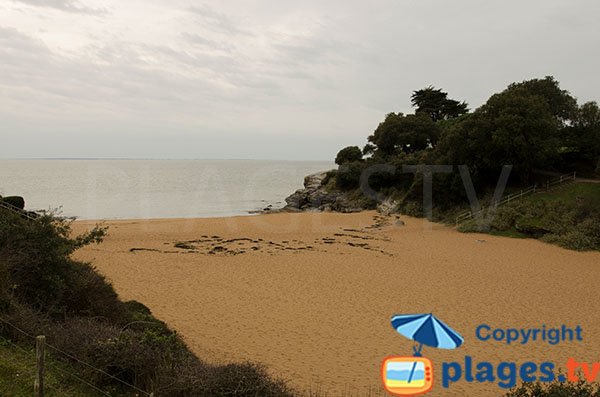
[
  {"left": 390, "top": 313, "right": 464, "bottom": 384},
  {"left": 391, "top": 313, "right": 463, "bottom": 354}
]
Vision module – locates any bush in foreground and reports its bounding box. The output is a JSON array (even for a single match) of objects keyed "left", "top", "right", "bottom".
[
  {"left": 506, "top": 378, "right": 600, "bottom": 396},
  {"left": 0, "top": 208, "right": 296, "bottom": 396}
]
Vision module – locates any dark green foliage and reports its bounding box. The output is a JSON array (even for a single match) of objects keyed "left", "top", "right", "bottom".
[
  {"left": 335, "top": 146, "right": 363, "bottom": 165},
  {"left": 505, "top": 378, "right": 600, "bottom": 397},
  {"left": 411, "top": 86, "right": 469, "bottom": 122},
  {"left": 0, "top": 209, "right": 297, "bottom": 396},
  {"left": 435, "top": 77, "right": 578, "bottom": 186},
  {"left": 328, "top": 76, "right": 600, "bottom": 250},
  {"left": 335, "top": 161, "right": 365, "bottom": 190},
  {"left": 0, "top": 210, "right": 115, "bottom": 318},
  {"left": 459, "top": 184, "right": 600, "bottom": 251},
  {"left": 366, "top": 113, "right": 441, "bottom": 157},
  {"left": 563, "top": 101, "right": 600, "bottom": 174},
  {"left": 0, "top": 196, "right": 25, "bottom": 210},
  {"left": 506, "top": 76, "right": 578, "bottom": 122}
]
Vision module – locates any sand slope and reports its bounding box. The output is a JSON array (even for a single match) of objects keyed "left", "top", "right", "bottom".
[{"left": 73, "top": 212, "right": 600, "bottom": 396}]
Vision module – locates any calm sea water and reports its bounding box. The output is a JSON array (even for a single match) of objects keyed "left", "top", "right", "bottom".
[{"left": 0, "top": 160, "right": 333, "bottom": 219}]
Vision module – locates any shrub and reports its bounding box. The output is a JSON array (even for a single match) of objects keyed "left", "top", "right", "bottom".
[
  {"left": 335, "top": 161, "right": 365, "bottom": 190},
  {"left": 335, "top": 146, "right": 363, "bottom": 165},
  {"left": 0, "top": 209, "right": 115, "bottom": 319},
  {"left": 400, "top": 200, "right": 423, "bottom": 217},
  {"left": 505, "top": 378, "right": 600, "bottom": 396}
]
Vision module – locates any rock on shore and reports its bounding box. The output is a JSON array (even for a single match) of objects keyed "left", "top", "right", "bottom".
[{"left": 283, "top": 171, "right": 365, "bottom": 213}]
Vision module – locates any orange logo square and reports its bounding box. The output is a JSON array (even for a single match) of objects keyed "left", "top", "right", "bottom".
[{"left": 381, "top": 356, "right": 433, "bottom": 396}]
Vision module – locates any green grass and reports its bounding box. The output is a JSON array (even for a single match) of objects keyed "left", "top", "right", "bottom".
[
  {"left": 459, "top": 182, "right": 600, "bottom": 250},
  {"left": 0, "top": 339, "right": 126, "bottom": 397},
  {"left": 508, "top": 183, "right": 600, "bottom": 232},
  {"left": 532, "top": 182, "right": 600, "bottom": 204}
]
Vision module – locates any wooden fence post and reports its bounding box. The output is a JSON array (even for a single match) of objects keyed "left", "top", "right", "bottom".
[{"left": 34, "top": 335, "right": 45, "bottom": 397}]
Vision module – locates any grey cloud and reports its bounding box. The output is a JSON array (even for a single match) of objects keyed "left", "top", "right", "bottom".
[
  {"left": 181, "top": 32, "right": 234, "bottom": 53},
  {"left": 187, "top": 5, "right": 252, "bottom": 36},
  {"left": 2, "top": 0, "right": 600, "bottom": 160},
  {"left": 0, "top": 28, "right": 219, "bottom": 114},
  {"left": 9, "top": 0, "right": 107, "bottom": 15}
]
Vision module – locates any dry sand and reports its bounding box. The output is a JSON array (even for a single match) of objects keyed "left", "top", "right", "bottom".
[{"left": 73, "top": 211, "right": 600, "bottom": 396}]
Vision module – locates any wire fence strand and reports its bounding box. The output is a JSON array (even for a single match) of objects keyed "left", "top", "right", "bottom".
[{"left": 0, "top": 315, "right": 152, "bottom": 396}]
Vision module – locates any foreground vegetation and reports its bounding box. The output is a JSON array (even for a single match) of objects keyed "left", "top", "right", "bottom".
[
  {"left": 506, "top": 378, "right": 600, "bottom": 397},
  {"left": 0, "top": 340, "right": 109, "bottom": 396},
  {"left": 0, "top": 208, "right": 296, "bottom": 396},
  {"left": 326, "top": 76, "right": 600, "bottom": 250},
  {"left": 459, "top": 182, "right": 600, "bottom": 250}
]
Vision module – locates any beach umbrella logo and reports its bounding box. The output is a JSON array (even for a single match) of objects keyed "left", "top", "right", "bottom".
[{"left": 381, "top": 313, "right": 464, "bottom": 396}]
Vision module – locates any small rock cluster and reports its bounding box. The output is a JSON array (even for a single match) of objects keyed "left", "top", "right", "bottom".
[
  {"left": 283, "top": 171, "right": 402, "bottom": 217},
  {"left": 283, "top": 171, "right": 365, "bottom": 213}
]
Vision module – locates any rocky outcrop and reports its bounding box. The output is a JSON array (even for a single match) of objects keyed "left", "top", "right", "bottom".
[
  {"left": 283, "top": 171, "right": 367, "bottom": 213},
  {"left": 284, "top": 171, "right": 335, "bottom": 211}
]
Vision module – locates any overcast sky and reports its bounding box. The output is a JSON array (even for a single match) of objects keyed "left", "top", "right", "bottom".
[{"left": 1, "top": 0, "right": 599, "bottom": 160}]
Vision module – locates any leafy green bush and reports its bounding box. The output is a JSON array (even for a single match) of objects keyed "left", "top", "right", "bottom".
[
  {"left": 505, "top": 378, "right": 600, "bottom": 396},
  {"left": 334, "top": 146, "right": 362, "bottom": 165},
  {"left": 0, "top": 208, "right": 298, "bottom": 396},
  {"left": 0, "top": 209, "right": 120, "bottom": 319},
  {"left": 335, "top": 161, "right": 365, "bottom": 190}
]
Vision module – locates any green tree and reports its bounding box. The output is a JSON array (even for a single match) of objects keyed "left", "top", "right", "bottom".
[
  {"left": 484, "top": 91, "right": 560, "bottom": 183},
  {"left": 366, "top": 113, "right": 441, "bottom": 157},
  {"left": 335, "top": 146, "right": 363, "bottom": 165},
  {"left": 565, "top": 101, "right": 600, "bottom": 172},
  {"left": 436, "top": 88, "right": 560, "bottom": 185},
  {"left": 506, "top": 76, "right": 578, "bottom": 123},
  {"left": 411, "top": 86, "right": 469, "bottom": 122}
]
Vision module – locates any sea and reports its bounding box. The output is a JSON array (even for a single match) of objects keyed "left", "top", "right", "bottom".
[{"left": 0, "top": 160, "right": 334, "bottom": 220}]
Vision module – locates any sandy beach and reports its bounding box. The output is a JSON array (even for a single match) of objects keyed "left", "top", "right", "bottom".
[{"left": 73, "top": 211, "right": 600, "bottom": 396}]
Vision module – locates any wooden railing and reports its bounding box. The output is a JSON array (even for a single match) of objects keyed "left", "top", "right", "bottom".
[{"left": 455, "top": 171, "right": 577, "bottom": 226}]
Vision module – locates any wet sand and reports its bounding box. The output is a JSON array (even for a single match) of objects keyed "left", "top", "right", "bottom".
[{"left": 73, "top": 211, "right": 600, "bottom": 396}]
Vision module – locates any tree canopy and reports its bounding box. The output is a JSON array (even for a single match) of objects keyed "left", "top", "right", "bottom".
[
  {"left": 334, "top": 77, "right": 600, "bottom": 200},
  {"left": 411, "top": 86, "right": 469, "bottom": 122},
  {"left": 335, "top": 146, "right": 363, "bottom": 165},
  {"left": 365, "top": 113, "right": 441, "bottom": 157}
]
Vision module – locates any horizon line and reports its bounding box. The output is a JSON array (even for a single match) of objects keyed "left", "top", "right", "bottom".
[{"left": 0, "top": 157, "right": 334, "bottom": 162}]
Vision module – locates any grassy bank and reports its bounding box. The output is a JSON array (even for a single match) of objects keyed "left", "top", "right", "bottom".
[
  {"left": 458, "top": 182, "right": 600, "bottom": 250},
  {"left": 0, "top": 338, "right": 113, "bottom": 396}
]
